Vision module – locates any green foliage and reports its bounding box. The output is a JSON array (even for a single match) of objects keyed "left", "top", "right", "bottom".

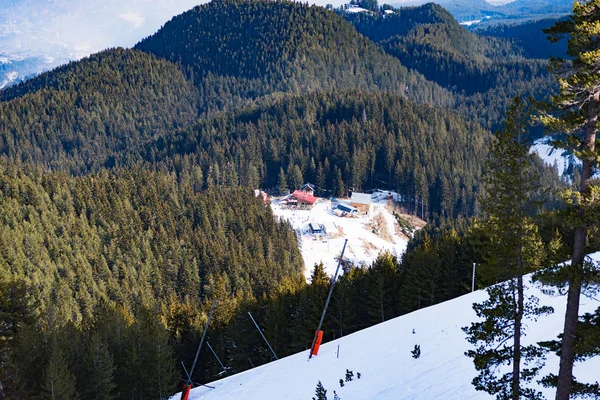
[
  {"left": 463, "top": 284, "right": 550, "bottom": 400},
  {"left": 0, "top": 48, "right": 199, "bottom": 173},
  {"left": 135, "top": 0, "right": 448, "bottom": 109},
  {"left": 80, "top": 333, "right": 117, "bottom": 400},
  {"left": 539, "top": 2, "right": 600, "bottom": 397},
  {"left": 0, "top": 165, "right": 303, "bottom": 320},
  {"left": 42, "top": 340, "right": 80, "bottom": 400},
  {"left": 278, "top": 167, "right": 288, "bottom": 196},
  {"left": 158, "top": 91, "right": 489, "bottom": 218},
  {"left": 464, "top": 97, "right": 553, "bottom": 400},
  {"left": 401, "top": 227, "right": 474, "bottom": 311},
  {"left": 476, "top": 18, "right": 569, "bottom": 59},
  {"left": 539, "top": 307, "right": 600, "bottom": 399},
  {"left": 0, "top": 1, "right": 580, "bottom": 396},
  {"left": 477, "top": 97, "right": 545, "bottom": 279},
  {"left": 411, "top": 344, "right": 421, "bottom": 359},
  {"left": 344, "top": 3, "right": 557, "bottom": 130},
  {"left": 0, "top": 164, "right": 304, "bottom": 397},
  {"left": 313, "top": 380, "right": 327, "bottom": 400}
]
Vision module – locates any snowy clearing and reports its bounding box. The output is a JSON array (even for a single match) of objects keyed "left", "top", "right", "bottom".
[
  {"left": 271, "top": 192, "right": 423, "bottom": 279},
  {"left": 460, "top": 19, "right": 482, "bottom": 26},
  {"left": 180, "top": 252, "right": 600, "bottom": 400},
  {"left": 0, "top": 71, "right": 19, "bottom": 89},
  {"left": 530, "top": 137, "right": 600, "bottom": 179},
  {"left": 530, "top": 137, "right": 570, "bottom": 177}
]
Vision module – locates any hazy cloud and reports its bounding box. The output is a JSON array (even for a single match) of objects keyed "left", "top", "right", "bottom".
[{"left": 119, "top": 12, "right": 145, "bottom": 29}]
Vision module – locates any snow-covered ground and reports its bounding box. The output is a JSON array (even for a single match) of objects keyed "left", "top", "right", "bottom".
[
  {"left": 346, "top": 6, "right": 369, "bottom": 13},
  {"left": 0, "top": 71, "right": 18, "bottom": 89},
  {"left": 530, "top": 137, "right": 600, "bottom": 179},
  {"left": 460, "top": 19, "right": 482, "bottom": 26},
  {"left": 530, "top": 137, "right": 570, "bottom": 177},
  {"left": 459, "top": 15, "right": 491, "bottom": 26},
  {"left": 180, "top": 252, "right": 600, "bottom": 400},
  {"left": 271, "top": 192, "right": 422, "bottom": 279}
]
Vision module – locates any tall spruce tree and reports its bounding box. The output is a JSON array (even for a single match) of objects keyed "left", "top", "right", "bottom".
[
  {"left": 80, "top": 333, "right": 117, "bottom": 400},
  {"left": 366, "top": 253, "right": 399, "bottom": 324},
  {"left": 277, "top": 167, "right": 288, "bottom": 195},
  {"left": 540, "top": 2, "right": 600, "bottom": 398},
  {"left": 313, "top": 381, "right": 328, "bottom": 400},
  {"left": 463, "top": 97, "right": 551, "bottom": 400},
  {"left": 42, "top": 340, "right": 79, "bottom": 400}
]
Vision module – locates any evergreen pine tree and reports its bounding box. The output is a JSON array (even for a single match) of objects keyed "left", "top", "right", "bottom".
[
  {"left": 81, "top": 333, "right": 117, "bottom": 400},
  {"left": 345, "top": 369, "right": 353, "bottom": 382},
  {"left": 289, "top": 164, "right": 304, "bottom": 192},
  {"left": 313, "top": 381, "right": 327, "bottom": 400},
  {"left": 365, "top": 253, "right": 399, "bottom": 324},
  {"left": 540, "top": 3, "right": 600, "bottom": 397},
  {"left": 42, "top": 340, "right": 79, "bottom": 400},
  {"left": 277, "top": 167, "right": 288, "bottom": 196},
  {"left": 411, "top": 344, "right": 421, "bottom": 359},
  {"left": 463, "top": 97, "right": 551, "bottom": 400},
  {"left": 333, "top": 167, "right": 345, "bottom": 198}
]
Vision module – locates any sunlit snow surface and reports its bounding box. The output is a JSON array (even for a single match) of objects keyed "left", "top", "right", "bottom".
[
  {"left": 180, "top": 252, "right": 600, "bottom": 400},
  {"left": 530, "top": 137, "right": 570, "bottom": 177},
  {"left": 530, "top": 137, "right": 599, "bottom": 179}
]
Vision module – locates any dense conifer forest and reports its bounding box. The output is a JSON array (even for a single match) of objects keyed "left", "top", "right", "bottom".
[
  {"left": 0, "top": 0, "right": 597, "bottom": 399},
  {"left": 343, "top": 3, "right": 557, "bottom": 130}
]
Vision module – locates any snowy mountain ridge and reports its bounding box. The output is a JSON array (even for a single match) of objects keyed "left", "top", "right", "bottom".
[{"left": 178, "top": 252, "right": 600, "bottom": 400}]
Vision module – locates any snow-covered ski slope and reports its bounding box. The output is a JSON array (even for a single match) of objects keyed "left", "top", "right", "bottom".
[{"left": 182, "top": 252, "right": 600, "bottom": 400}]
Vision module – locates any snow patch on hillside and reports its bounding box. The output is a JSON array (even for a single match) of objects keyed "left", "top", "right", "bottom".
[
  {"left": 271, "top": 193, "right": 421, "bottom": 279},
  {"left": 530, "top": 137, "right": 570, "bottom": 177},
  {"left": 485, "top": 0, "right": 516, "bottom": 5},
  {"left": 530, "top": 137, "right": 599, "bottom": 179},
  {"left": 180, "top": 252, "right": 600, "bottom": 400},
  {"left": 460, "top": 15, "right": 491, "bottom": 26},
  {"left": 0, "top": 71, "right": 19, "bottom": 89}
]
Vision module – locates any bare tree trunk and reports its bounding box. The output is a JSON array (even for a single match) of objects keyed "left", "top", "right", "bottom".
[
  {"left": 380, "top": 292, "right": 385, "bottom": 323},
  {"left": 512, "top": 275, "right": 523, "bottom": 400},
  {"left": 556, "top": 91, "right": 598, "bottom": 400}
]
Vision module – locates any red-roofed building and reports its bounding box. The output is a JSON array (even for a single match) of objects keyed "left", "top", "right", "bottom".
[{"left": 291, "top": 190, "right": 318, "bottom": 206}]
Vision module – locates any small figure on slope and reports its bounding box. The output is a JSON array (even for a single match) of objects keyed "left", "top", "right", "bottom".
[
  {"left": 339, "top": 379, "right": 344, "bottom": 387},
  {"left": 411, "top": 344, "right": 421, "bottom": 359},
  {"left": 313, "top": 381, "right": 327, "bottom": 400},
  {"left": 333, "top": 390, "right": 341, "bottom": 400},
  {"left": 345, "top": 369, "right": 354, "bottom": 382},
  {"left": 357, "top": 372, "right": 361, "bottom": 379}
]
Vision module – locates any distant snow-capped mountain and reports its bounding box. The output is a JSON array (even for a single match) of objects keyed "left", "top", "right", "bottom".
[{"left": 0, "top": 0, "right": 207, "bottom": 88}]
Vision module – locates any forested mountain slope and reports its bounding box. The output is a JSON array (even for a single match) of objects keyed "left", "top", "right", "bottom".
[
  {"left": 0, "top": 1, "right": 468, "bottom": 176},
  {"left": 438, "top": 0, "right": 573, "bottom": 25},
  {"left": 0, "top": 164, "right": 302, "bottom": 321},
  {"left": 0, "top": 49, "right": 199, "bottom": 173},
  {"left": 0, "top": 2, "right": 580, "bottom": 399},
  {"left": 150, "top": 91, "right": 489, "bottom": 218},
  {"left": 344, "top": 3, "right": 557, "bottom": 131},
  {"left": 476, "top": 17, "right": 569, "bottom": 59},
  {"left": 346, "top": 3, "right": 553, "bottom": 95},
  {"left": 134, "top": 0, "right": 451, "bottom": 110}
]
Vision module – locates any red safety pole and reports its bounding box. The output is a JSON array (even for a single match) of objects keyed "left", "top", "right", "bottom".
[{"left": 308, "top": 239, "right": 348, "bottom": 360}]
